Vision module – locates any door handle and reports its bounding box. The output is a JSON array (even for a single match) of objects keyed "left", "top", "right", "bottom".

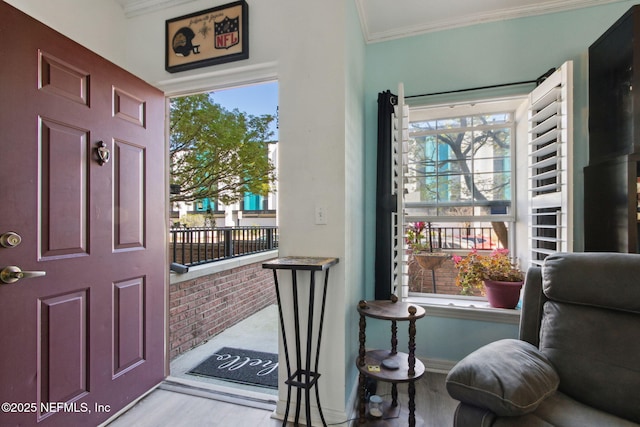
[{"left": 0, "top": 266, "right": 46, "bottom": 284}]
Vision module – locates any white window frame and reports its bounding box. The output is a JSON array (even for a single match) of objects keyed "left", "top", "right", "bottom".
[
  {"left": 398, "top": 94, "right": 523, "bottom": 301},
  {"left": 404, "top": 100, "right": 521, "bottom": 225}
]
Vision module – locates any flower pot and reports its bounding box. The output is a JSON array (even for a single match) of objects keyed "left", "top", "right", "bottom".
[
  {"left": 413, "top": 253, "right": 449, "bottom": 270},
  {"left": 483, "top": 279, "right": 524, "bottom": 309}
]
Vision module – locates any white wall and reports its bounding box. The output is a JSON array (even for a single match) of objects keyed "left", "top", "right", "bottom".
[
  {"left": 5, "top": 0, "right": 364, "bottom": 422},
  {"left": 4, "top": 0, "right": 129, "bottom": 69}
]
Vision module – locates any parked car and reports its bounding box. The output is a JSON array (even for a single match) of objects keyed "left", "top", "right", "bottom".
[
  {"left": 461, "top": 236, "right": 496, "bottom": 249},
  {"left": 435, "top": 238, "right": 474, "bottom": 249}
]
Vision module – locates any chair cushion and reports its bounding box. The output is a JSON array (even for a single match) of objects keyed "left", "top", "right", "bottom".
[{"left": 446, "top": 339, "right": 559, "bottom": 416}]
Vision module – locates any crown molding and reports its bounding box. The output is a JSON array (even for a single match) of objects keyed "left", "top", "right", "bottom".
[
  {"left": 116, "top": 0, "right": 197, "bottom": 18},
  {"left": 358, "top": 0, "right": 626, "bottom": 43}
]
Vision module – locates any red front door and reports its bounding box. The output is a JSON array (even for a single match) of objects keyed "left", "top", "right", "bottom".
[{"left": 0, "top": 4, "right": 166, "bottom": 425}]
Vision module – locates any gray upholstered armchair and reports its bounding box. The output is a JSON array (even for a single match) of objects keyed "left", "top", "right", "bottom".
[{"left": 445, "top": 252, "right": 640, "bottom": 426}]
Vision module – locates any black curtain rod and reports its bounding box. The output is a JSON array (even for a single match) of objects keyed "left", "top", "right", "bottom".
[{"left": 405, "top": 68, "right": 556, "bottom": 99}]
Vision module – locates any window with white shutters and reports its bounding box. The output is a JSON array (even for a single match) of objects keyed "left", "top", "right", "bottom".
[
  {"left": 397, "top": 95, "right": 521, "bottom": 298},
  {"left": 528, "top": 62, "right": 573, "bottom": 265},
  {"left": 380, "top": 62, "right": 573, "bottom": 309}
]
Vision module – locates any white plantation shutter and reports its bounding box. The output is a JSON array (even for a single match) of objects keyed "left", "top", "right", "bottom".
[
  {"left": 392, "top": 83, "right": 409, "bottom": 298},
  {"left": 528, "top": 61, "right": 573, "bottom": 266}
]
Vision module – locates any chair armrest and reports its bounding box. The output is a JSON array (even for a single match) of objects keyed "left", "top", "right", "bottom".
[{"left": 446, "top": 339, "right": 559, "bottom": 416}]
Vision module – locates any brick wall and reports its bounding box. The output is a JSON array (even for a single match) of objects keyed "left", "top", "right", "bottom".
[
  {"left": 408, "top": 255, "right": 483, "bottom": 297},
  {"left": 169, "top": 259, "right": 277, "bottom": 360}
]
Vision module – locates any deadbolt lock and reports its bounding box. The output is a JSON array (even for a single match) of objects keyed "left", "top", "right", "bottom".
[{"left": 0, "top": 232, "right": 22, "bottom": 248}]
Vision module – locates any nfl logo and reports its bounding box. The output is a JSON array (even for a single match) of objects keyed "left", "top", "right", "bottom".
[{"left": 214, "top": 16, "right": 240, "bottom": 50}]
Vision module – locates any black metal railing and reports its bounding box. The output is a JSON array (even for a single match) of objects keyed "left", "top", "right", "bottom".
[
  {"left": 418, "top": 226, "right": 504, "bottom": 250},
  {"left": 170, "top": 226, "right": 279, "bottom": 266}
]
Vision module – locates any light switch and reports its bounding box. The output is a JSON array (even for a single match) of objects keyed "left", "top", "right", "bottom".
[{"left": 315, "top": 205, "right": 327, "bottom": 225}]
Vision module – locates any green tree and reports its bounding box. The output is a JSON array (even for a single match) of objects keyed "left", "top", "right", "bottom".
[
  {"left": 409, "top": 115, "right": 511, "bottom": 247},
  {"left": 170, "top": 93, "right": 276, "bottom": 204}
]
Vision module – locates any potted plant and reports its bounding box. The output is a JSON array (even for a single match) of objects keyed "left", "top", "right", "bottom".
[
  {"left": 452, "top": 249, "right": 524, "bottom": 308},
  {"left": 406, "top": 222, "right": 449, "bottom": 270}
]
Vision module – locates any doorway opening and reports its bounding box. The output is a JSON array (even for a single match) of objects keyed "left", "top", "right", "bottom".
[{"left": 167, "top": 81, "right": 279, "bottom": 397}]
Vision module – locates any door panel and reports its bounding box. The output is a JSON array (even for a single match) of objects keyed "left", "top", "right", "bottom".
[
  {"left": 114, "top": 140, "right": 145, "bottom": 250},
  {"left": 113, "top": 87, "right": 146, "bottom": 127},
  {"left": 39, "top": 118, "right": 90, "bottom": 259},
  {"left": 113, "top": 277, "right": 145, "bottom": 377},
  {"left": 38, "top": 291, "right": 89, "bottom": 411},
  {"left": 0, "top": 3, "right": 166, "bottom": 426},
  {"left": 39, "top": 51, "right": 90, "bottom": 106}
]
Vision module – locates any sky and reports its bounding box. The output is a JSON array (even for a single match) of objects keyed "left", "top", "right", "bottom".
[{"left": 209, "top": 81, "right": 279, "bottom": 139}]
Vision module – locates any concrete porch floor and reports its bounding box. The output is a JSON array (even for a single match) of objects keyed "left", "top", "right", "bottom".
[{"left": 169, "top": 303, "right": 279, "bottom": 397}]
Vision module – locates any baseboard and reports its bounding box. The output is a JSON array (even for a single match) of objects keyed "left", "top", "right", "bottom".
[
  {"left": 422, "top": 357, "right": 457, "bottom": 374},
  {"left": 345, "top": 376, "right": 359, "bottom": 426}
]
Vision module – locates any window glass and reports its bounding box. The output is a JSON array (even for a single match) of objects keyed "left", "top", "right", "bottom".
[
  {"left": 404, "top": 100, "right": 518, "bottom": 298},
  {"left": 406, "top": 109, "right": 514, "bottom": 220}
]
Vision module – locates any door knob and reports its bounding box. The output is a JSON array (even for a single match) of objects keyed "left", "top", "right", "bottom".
[{"left": 0, "top": 266, "right": 46, "bottom": 284}]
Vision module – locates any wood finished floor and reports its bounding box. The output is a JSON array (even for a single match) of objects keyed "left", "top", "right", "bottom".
[{"left": 105, "top": 372, "right": 458, "bottom": 427}]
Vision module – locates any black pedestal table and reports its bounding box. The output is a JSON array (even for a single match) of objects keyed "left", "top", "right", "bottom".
[{"left": 262, "top": 256, "right": 339, "bottom": 427}]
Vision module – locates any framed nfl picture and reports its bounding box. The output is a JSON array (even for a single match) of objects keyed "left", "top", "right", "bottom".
[{"left": 165, "top": 0, "right": 249, "bottom": 73}]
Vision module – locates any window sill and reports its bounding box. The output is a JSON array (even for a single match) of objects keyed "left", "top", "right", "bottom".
[{"left": 404, "top": 294, "right": 521, "bottom": 324}]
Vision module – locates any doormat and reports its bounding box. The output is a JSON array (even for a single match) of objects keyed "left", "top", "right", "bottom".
[{"left": 188, "top": 347, "right": 278, "bottom": 389}]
